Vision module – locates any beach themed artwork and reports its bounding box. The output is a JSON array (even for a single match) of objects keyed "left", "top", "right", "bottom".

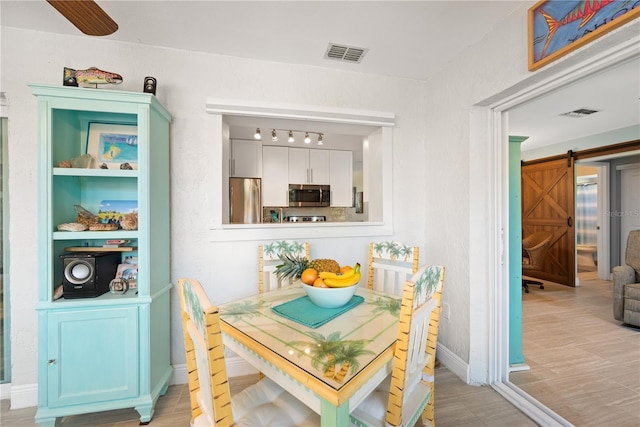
[{"left": 87, "top": 122, "right": 138, "bottom": 169}]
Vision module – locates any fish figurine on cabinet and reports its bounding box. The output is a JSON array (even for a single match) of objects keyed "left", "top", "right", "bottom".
[{"left": 63, "top": 66, "right": 123, "bottom": 88}]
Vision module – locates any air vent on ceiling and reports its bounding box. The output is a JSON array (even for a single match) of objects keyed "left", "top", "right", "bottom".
[
  {"left": 559, "top": 108, "right": 600, "bottom": 118},
  {"left": 325, "top": 43, "right": 367, "bottom": 63}
]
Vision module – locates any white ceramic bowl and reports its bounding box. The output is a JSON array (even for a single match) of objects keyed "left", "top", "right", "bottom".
[{"left": 301, "top": 282, "right": 359, "bottom": 308}]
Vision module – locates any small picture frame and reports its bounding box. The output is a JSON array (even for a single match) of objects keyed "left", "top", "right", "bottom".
[
  {"left": 109, "top": 277, "right": 129, "bottom": 295},
  {"left": 86, "top": 122, "right": 138, "bottom": 169}
]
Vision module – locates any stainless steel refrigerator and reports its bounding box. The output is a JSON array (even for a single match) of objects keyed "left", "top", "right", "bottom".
[{"left": 229, "top": 177, "right": 262, "bottom": 223}]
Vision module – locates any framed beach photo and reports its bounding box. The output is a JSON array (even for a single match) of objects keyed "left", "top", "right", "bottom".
[
  {"left": 86, "top": 122, "right": 138, "bottom": 169},
  {"left": 528, "top": 0, "right": 640, "bottom": 71}
]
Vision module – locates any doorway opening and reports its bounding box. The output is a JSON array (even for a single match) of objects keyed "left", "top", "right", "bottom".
[{"left": 486, "top": 39, "right": 639, "bottom": 425}]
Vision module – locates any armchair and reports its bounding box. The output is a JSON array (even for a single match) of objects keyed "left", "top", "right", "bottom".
[{"left": 613, "top": 230, "right": 640, "bottom": 327}]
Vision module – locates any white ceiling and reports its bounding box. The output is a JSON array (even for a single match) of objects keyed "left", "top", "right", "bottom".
[{"left": 2, "top": 1, "right": 639, "bottom": 151}]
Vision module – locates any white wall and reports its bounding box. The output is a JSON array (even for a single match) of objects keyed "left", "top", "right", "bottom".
[{"left": 1, "top": 27, "right": 426, "bottom": 402}]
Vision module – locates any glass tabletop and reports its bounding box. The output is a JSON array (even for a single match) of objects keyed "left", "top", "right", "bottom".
[{"left": 219, "top": 283, "right": 401, "bottom": 390}]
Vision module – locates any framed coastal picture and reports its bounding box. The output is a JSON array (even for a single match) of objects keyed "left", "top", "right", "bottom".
[
  {"left": 86, "top": 122, "right": 138, "bottom": 169},
  {"left": 528, "top": 0, "right": 640, "bottom": 71}
]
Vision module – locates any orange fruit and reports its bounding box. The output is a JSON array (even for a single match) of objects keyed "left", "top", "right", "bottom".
[
  {"left": 313, "top": 277, "right": 329, "bottom": 287},
  {"left": 340, "top": 265, "right": 352, "bottom": 274},
  {"left": 301, "top": 268, "right": 319, "bottom": 285}
]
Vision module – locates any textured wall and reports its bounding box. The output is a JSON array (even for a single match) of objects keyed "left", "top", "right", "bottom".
[{"left": 1, "top": 27, "right": 425, "bottom": 393}]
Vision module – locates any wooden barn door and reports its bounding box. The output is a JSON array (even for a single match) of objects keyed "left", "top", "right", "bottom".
[{"left": 522, "top": 154, "right": 575, "bottom": 287}]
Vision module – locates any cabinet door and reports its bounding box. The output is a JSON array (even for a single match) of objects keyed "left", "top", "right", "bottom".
[
  {"left": 263, "top": 146, "right": 289, "bottom": 206},
  {"left": 231, "top": 139, "right": 262, "bottom": 178},
  {"left": 46, "top": 307, "right": 139, "bottom": 407},
  {"left": 330, "top": 150, "right": 353, "bottom": 207},
  {"left": 309, "top": 149, "right": 329, "bottom": 184},
  {"left": 288, "top": 148, "right": 309, "bottom": 184}
]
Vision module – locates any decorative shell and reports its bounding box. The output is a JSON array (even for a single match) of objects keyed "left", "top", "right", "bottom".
[
  {"left": 58, "top": 161, "right": 72, "bottom": 168},
  {"left": 89, "top": 223, "right": 118, "bottom": 231},
  {"left": 120, "top": 212, "right": 138, "bottom": 230},
  {"left": 57, "top": 222, "right": 88, "bottom": 232},
  {"left": 74, "top": 204, "right": 99, "bottom": 227}
]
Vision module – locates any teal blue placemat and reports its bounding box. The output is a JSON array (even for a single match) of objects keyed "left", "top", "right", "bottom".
[{"left": 272, "top": 295, "right": 364, "bottom": 329}]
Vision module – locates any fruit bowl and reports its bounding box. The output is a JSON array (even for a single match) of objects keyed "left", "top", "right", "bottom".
[{"left": 301, "top": 282, "right": 359, "bottom": 308}]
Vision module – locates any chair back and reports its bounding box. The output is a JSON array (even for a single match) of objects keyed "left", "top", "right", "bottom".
[
  {"left": 385, "top": 264, "right": 444, "bottom": 426},
  {"left": 178, "top": 278, "right": 234, "bottom": 427},
  {"left": 258, "top": 240, "right": 310, "bottom": 293},
  {"left": 367, "top": 241, "right": 419, "bottom": 295},
  {"left": 522, "top": 231, "right": 553, "bottom": 270}
]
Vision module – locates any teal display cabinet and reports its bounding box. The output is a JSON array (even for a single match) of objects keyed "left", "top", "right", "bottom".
[{"left": 31, "top": 85, "right": 172, "bottom": 426}]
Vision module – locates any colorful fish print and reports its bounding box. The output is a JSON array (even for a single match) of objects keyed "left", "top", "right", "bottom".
[{"left": 63, "top": 67, "right": 123, "bottom": 87}]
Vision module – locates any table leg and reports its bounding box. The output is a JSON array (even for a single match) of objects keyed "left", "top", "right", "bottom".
[{"left": 321, "top": 398, "right": 349, "bottom": 427}]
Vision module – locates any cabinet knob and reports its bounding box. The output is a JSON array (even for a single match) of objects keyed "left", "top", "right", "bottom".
[{"left": 48, "top": 359, "right": 57, "bottom": 365}]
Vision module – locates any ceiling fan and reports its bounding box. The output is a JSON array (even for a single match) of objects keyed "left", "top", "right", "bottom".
[{"left": 47, "top": 0, "right": 118, "bottom": 36}]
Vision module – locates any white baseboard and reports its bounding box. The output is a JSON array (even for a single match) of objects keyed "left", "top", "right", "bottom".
[
  {"left": 509, "top": 363, "right": 531, "bottom": 373},
  {"left": 436, "top": 343, "right": 470, "bottom": 383},
  {"left": 2, "top": 382, "right": 38, "bottom": 409}
]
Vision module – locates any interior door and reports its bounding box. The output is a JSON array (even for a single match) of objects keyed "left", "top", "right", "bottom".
[
  {"left": 620, "top": 165, "right": 640, "bottom": 263},
  {"left": 522, "top": 156, "right": 575, "bottom": 287}
]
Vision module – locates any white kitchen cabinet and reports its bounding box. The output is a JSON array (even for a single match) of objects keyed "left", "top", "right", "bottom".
[
  {"left": 231, "top": 139, "right": 262, "bottom": 178},
  {"left": 262, "top": 146, "right": 289, "bottom": 206},
  {"left": 288, "top": 148, "right": 329, "bottom": 185},
  {"left": 330, "top": 150, "right": 353, "bottom": 207}
]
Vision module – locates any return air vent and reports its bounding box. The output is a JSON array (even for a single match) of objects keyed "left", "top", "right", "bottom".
[
  {"left": 325, "top": 43, "right": 367, "bottom": 63},
  {"left": 559, "top": 108, "right": 600, "bottom": 118}
]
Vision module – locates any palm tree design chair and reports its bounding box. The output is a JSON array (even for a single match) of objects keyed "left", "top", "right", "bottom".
[
  {"left": 350, "top": 264, "right": 446, "bottom": 427},
  {"left": 178, "top": 278, "right": 319, "bottom": 427},
  {"left": 522, "top": 231, "right": 554, "bottom": 293},
  {"left": 258, "top": 240, "right": 310, "bottom": 293},
  {"left": 368, "top": 241, "right": 420, "bottom": 295}
]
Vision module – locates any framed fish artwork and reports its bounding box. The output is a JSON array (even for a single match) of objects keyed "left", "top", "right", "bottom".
[
  {"left": 86, "top": 122, "right": 138, "bottom": 169},
  {"left": 528, "top": 0, "right": 640, "bottom": 71}
]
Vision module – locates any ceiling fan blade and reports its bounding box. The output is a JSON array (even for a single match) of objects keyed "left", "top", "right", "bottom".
[{"left": 47, "top": 0, "right": 118, "bottom": 36}]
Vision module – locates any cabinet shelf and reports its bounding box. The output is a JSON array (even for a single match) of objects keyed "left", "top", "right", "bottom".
[
  {"left": 53, "top": 230, "right": 139, "bottom": 240},
  {"left": 53, "top": 167, "right": 139, "bottom": 178}
]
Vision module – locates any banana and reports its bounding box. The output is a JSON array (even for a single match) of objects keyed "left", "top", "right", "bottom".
[
  {"left": 324, "top": 264, "right": 361, "bottom": 288},
  {"left": 324, "top": 272, "right": 361, "bottom": 288},
  {"left": 319, "top": 265, "right": 357, "bottom": 280}
]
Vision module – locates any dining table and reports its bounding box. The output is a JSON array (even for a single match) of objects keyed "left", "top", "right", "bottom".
[{"left": 218, "top": 283, "right": 402, "bottom": 427}]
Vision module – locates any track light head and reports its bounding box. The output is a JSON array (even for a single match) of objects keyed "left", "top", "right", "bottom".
[
  {"left": 304, "top": 132, "right": 311, "bottom": 144},
  {"left": 271, "top": 129, "right": 278, "bottom": 142},
  {"left": 317, "top": 134, "right": 324, "bottom": 145},
  {"left": 254, "top": 128, "right": 261, "bottom": 140},
  {"left": 288, "top": 130, "right": 295, "bottom": 143}
]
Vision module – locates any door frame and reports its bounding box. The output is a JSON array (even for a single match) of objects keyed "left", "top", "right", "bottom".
[{"left": 482, "top": 37, "right": 639, "bottom": 425}]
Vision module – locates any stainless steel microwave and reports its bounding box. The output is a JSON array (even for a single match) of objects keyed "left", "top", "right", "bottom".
[{"left": 289, "top": 184, "right": 330, "bottom": 207}]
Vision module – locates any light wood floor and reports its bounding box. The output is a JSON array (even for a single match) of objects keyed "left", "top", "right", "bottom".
[
  {"left": 7, "top": 273, "right": 636, "bottom": 426},
  {"left": 1, "top": 367, "right": 535, "bottom": 426},
  {"left": 512, "top": 272, "right": 640, "bottom": 427}
]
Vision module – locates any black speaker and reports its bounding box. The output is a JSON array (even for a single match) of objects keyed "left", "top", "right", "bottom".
[
  {"left": 60, "top": 252, "right": 121, "bottom": 298},
  {"left": 143, "top": 76, "right": 157, "bottom": 95}
]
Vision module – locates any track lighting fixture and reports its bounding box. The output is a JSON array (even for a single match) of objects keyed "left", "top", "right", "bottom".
[{"left": 252, "top": 128, "right": 324, "bottom": 145}]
